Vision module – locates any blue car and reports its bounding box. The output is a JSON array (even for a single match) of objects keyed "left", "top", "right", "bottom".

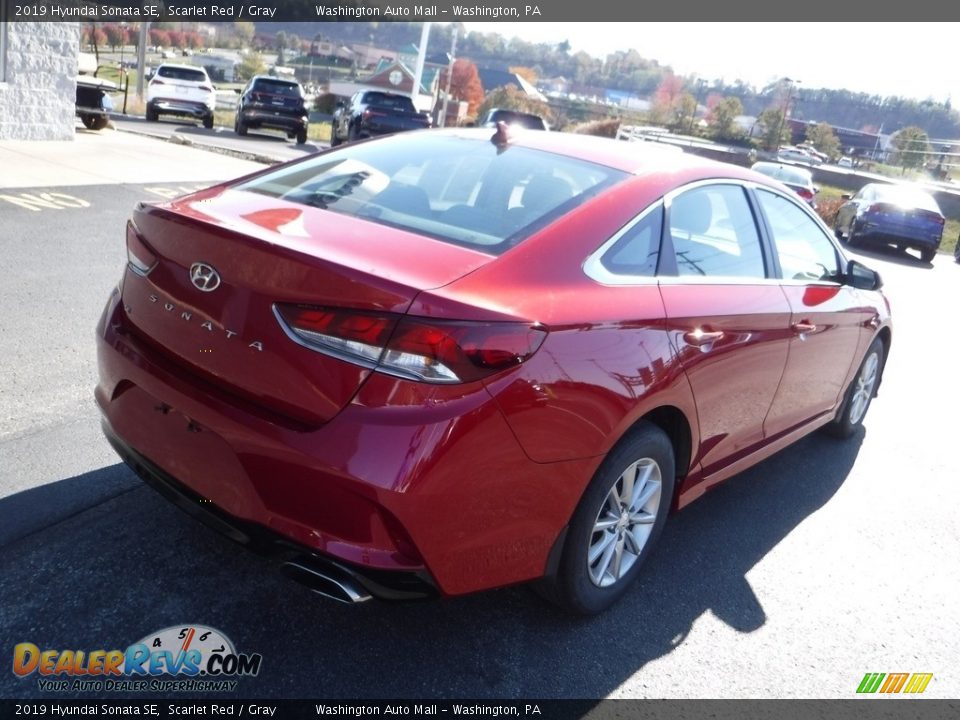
[{"left": 834, "top": 183, "right": 944, "bottom": 263}]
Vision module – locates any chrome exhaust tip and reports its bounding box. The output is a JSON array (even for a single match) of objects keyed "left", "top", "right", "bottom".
[{"left": 280, "top": 561, "right": 373, "bottom": 604}]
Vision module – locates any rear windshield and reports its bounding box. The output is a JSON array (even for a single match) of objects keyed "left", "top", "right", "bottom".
[
  {"left": 252, "top": 79, "right": 303, "bottom": 97},
  {"left": 752, "top": 163, "right": 811, "bottom": 185},
  {"left": 872, "top": 184, "right": 941, "bottom": 213},
  {"left": 362, "top": 92, "right": 415, "bottom": 111},
  {"left": 157, "top": 66, "right": 207, "bottom": 83},
  {"left": 235, "top": 134, "right": 626, "bottom": 254}
]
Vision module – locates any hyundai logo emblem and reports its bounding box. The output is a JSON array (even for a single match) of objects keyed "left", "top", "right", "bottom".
[{"left": 189, "top": 262, "right": 221, "bottom": 292}]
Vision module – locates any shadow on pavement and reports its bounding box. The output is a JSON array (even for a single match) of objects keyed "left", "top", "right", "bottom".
[
  {"left": 846, "top": 243, "right": 935, "bottom": 268},
  {"left": 0, "top": 430, "right": 863, "bottom": 699}
]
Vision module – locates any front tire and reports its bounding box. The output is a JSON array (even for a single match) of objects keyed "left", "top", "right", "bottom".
[
  {"left": 824, "top": 337, "right": 884, "bottom": 439},
  {"left": 543, "top": 423, "right": 675, "bottom": 615}
]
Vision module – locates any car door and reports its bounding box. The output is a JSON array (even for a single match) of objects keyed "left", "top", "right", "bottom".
[
  {"left": 754, "top": 188, "right": 867, "bottom": 435},
  {"left": 658, "top": 183, "right": 793, "bottom": 476}
]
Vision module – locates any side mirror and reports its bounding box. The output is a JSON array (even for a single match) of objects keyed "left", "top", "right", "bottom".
[
  {"left": 846, "top": 259, "right": 882, "bottom": 291},
  {"left": 840, "top": 193, "right": 852, "bottom": 201},
  {"left": 813, "top": 186, "right": 820, "bottom": 195}
]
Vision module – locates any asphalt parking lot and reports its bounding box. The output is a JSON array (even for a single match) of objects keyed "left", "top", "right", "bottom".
[{"left": 1, "top": 132, "right": 958, "bottom": 700}]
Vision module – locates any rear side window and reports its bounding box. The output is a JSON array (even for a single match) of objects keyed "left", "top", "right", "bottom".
[
  {"left": 600, "top": 206, "right": 662, "bottom": 277},
  {"left": 157, "top": 66, "right": 207, "bottom": 83},
  {"left": 757, "top": 190, "right": 839, "bottom": 282},
  {"left": 235, "top": 134, "right": 626, "bottom": 255},
  {"left": 668, "top": 185, "right": 766, "bottom": 278}
]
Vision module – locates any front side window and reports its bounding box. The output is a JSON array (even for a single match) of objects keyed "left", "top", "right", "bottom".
[
  {"left": 757, "top": 190, "right": 840, "bottom": 282},
  {"left": 668, "top": 185, "right": 766, "bottom": 278}
]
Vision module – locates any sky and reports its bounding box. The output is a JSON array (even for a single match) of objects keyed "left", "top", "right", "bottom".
[{"left": 458, "top": 22, "right": 956, "bottom": 104}]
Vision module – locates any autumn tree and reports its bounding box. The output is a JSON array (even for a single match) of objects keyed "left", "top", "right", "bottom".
[
  {"left": 442, "top": 58, "right": 485, "bottom": 116},
  {"left": 103, "top": 24, "right": 127, "bottom": 51},
  {"left": 167, "top": 30, "right": 184, "bottom": 49},
  {"left": 891, "top": 126, "right": 930, "bottom": 173},
  {"left": 805, "top": 122, "right": 841, "bottom": 160},
  {"left": 149, "top": 28, "right": 170, "bottom": 49}
]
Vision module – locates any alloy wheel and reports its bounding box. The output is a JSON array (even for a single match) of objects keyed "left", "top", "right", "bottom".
[
  {"left": 587, "top": 458, "right": 662, "bottom": 588},
  {"left": 848, "top": 351, "right": 879, "bottom": 425}
]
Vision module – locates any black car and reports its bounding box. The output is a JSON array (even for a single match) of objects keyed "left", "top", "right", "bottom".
[
  {"left": 235, "top": 76, "right": 309, "bottom": 145},
  {"left": 330, "top": 91, "right": 431, "bottom": 146}
]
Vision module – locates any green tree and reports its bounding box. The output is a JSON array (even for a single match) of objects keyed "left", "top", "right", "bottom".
[
  {"left": 237, "top": 53, "right": 266, "bottom": 82},
  {"left": 805, "top": 122, "right": 841, "bottom": 159},
  {"left": 891, "top": 126, "right": 930, "bottom": 173},
  {"left": 672, "top": 93, "right": 698, "bottom": 133},
  {"left": 707, "top": 96, "right": 743, "bottom": 141},
  {"left": 757, "top": 108, "right": 791, "bottom": 151}
]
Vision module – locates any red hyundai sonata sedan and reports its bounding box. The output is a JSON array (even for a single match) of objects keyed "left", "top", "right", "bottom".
[{"left": 96, "top": 128, "right": 891, "bottom": 614}]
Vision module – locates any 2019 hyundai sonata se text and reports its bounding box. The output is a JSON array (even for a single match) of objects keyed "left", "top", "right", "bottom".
[{"left": 96, "top": 128, "right": 891, "bottom": 614}]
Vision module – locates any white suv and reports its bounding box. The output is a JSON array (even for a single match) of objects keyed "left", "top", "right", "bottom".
[{"left": 146, "top": 64, "right": 216, "bottom": 129}]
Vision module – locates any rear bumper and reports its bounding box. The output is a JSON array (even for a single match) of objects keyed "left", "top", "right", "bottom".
[
  {"left": 858, "top": 219, "right": 942, "bottom": 249},
  {"left": 95, "top": 289, "right": 590, "bottom": 596},
  {"left": 149, "top": 98, "right": 213, "bottom": 118},
  {"left": 240, "top": 108, "right": 307, "bottom": 132},
  {"left": 103, "top": 422, "right": 437, "bottom": 601}
]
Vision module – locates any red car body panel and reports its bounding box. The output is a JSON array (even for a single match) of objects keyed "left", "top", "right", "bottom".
[{"left": 96, "top": 130, "right": 891, "bottom": 599}]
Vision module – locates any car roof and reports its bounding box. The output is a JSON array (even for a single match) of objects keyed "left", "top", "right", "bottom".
[
  {"left": 156, "top": 63, "right": 205, "bottom": 72},
  {"left": 437, "top": 128, "right": 739, "bottom": 178},
  {"left": 251, "top": 75, "right": 301, "bottom": 85}
]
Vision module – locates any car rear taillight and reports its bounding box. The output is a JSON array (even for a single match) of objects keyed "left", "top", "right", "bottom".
[
  {"left": 126, "top": 221, "right": 157, "bottom": 276},
  {"left": 275, "top": 304, "right": 547, "bottom": 384},
  {"left": 796, "top": 187, "right": 814, "bottom": 200},
  {"left": 362, "top": 109, "right": 385, "bottom": 119},
  {"left": 200, "top": 84, "right": 213, "bottom": 93},
  {"left": 149, "top": 78, "right": 164, "bottom": 86},
  {"left": 867, "top": 202, "right": 895, "bottom": 214}
]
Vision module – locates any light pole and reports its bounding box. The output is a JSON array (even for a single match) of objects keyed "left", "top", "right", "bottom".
[{"left": 775, "top": 77, "right": 800, "bottom": 154}]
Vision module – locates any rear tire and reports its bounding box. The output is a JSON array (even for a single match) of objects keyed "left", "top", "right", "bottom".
[
  {"left": 348, "top": 124, "right": 359, "bottom": 142},
  {"left": 145, "top": 104, "right": 158, "bottom": 122},
  {"left": 296, "top": 128, "right": 308, "bottom": 145},
  {"left": 235, "top": 118, "right": 247, "bottom": 136},
  {"left": 846, "top": 220, "right": 861, "bottom": 248},
  {"left": 823, "top": 337, "right": 884, "bottom": 439},
  {"left": 202, "top": 114, "right": 214, "bottom": 130},
  {"left": 920, "top": 247, "right": 936, "bottom": 263},
  {"left": 80, "top": 114, "right": 109, "bottom": 130},
  {"left": 540, "top": 423, "right": 675, "bottom": 615},
  {"left": 330, "top": 132, "right": 341, "bottom": 147}
]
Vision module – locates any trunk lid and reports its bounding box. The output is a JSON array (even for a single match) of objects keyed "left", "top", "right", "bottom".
[{"left": 122, "top": 188, "right": 494, "bottom": 425}]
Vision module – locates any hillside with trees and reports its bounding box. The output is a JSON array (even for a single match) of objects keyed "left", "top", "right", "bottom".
[{"left": 250, "top": 22, "right": 960, "bottom": 138}]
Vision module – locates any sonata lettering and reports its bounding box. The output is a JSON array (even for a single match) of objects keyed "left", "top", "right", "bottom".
[{"left": 145, "top": 294, "right": 262, "bottom": 350}]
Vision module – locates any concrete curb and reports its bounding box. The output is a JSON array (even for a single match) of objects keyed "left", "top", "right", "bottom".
[{"left": 113, "top": 123, "right": 282, "bottom": 166}]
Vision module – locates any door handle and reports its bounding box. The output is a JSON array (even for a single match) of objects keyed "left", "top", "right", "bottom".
[
  {"left": 683, "top": 329, "right": 725, "bottom": 347},
  {"left": 792, "top": 321, "right": 817, "bottom": 334}
]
